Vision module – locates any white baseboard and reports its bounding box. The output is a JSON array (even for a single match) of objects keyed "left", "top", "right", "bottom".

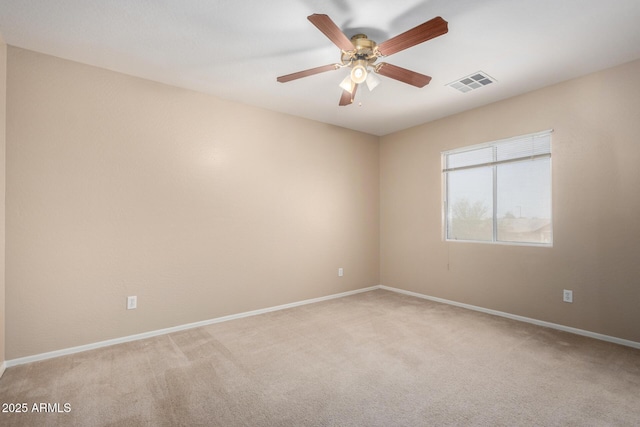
[
  {"left": 6, "top": 286, "right": 379, "bottom": 368},
  {"left": 0, "top": 361, "right": 5, "bottom": 378},
  {"left": 379, "top": 285, "right": 640, "bottom": 350},
  {"left": 7, "top": 284, "right": 638, "bottom": 368}
]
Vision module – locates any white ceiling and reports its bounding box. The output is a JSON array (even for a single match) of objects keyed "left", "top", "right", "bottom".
[{"left": 1, "top": 0, "right": 640, "bottom": 136}]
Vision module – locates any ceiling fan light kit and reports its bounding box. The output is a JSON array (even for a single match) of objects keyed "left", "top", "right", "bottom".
[{"left": 277, "top": 14, "right": 448, "bottom": 106}]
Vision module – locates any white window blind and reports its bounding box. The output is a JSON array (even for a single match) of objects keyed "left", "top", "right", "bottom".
[{"left": 443, "top": 130, "right": 552, "bottom": 245}]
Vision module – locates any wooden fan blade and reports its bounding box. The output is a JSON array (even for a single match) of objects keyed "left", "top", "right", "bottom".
[
  {"left": 339, "top": 90, "right": 352, "bottom": 106},
  {"left": 277, "top": 64, "right": 339, "bottom": 83},
  {"left": 377, "top": 16, "right": 448, "bottom": 56},
  {"left": 376, "top": 63, "right": 432, "bottom": 88},
  {"left": 339, "top": 84, "right": 358, "bottom": 106},
  {"left": 308, "top": 14, "right": 354, "bottom": 52}
]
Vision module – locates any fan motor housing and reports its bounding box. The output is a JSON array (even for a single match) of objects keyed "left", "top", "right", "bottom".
[{"left": 342, "top": 34, "right": 378, "bottom": 65}]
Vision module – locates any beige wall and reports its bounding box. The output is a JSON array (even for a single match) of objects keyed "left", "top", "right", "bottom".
[
  {"left": 5, "top": 47, "right": 379, "bottom": 359},
  {"left": 5, "top": 45, "right": 640, "bottom": 361},
  {"left": 0, "top": 35, "right": 6, "bottom": 370},
  {"left": 381, "top": 59, "right": 640, "bottom": 343}
]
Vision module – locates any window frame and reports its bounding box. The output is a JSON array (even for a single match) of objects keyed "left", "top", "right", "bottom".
[{"left": 442, "top": 130, "right": 553, "bottom": 247}]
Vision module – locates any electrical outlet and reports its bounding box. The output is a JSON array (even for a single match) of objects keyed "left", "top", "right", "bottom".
[
  {"left": 563, "top": 290, "right": 573, "bottom": 303},
  {"left": 338, "top": 268, "right": 344, "bottom": 277},
  {"left": 127, "top": 296, "right": 137, "bottom": 310}
]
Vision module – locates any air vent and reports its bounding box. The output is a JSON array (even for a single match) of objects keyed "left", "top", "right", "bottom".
[{"left": 447, "top": 71, "right": 495, "bottom": 93}]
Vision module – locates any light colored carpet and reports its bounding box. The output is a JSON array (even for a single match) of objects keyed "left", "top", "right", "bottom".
[{"left": 1, "top": 289, "right": 639, "bottom": 426}]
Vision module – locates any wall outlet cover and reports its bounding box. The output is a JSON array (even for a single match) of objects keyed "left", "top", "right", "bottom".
[{"left": 127, "top": 296, "right": 137, "bottom": 310}]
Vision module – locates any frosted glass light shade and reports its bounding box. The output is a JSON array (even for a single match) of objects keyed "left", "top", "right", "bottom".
[
  {"left": 366, "top": 72, "right": 381, "bottom": 91},
  {"left": 350, "top": 61, "right": 368, "bottom": 84},
  {"left": 339, "top": 74, "right": 355, "bottom": 93}
]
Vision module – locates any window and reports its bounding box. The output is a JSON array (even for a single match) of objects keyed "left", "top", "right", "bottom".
[{"left": 443, "top": 130, "right": 552, "bottom": 245}]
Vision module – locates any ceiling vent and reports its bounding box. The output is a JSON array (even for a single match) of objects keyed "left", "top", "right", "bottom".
[{"left": 447, "top": 71, "right": 495, "bottom": 93}]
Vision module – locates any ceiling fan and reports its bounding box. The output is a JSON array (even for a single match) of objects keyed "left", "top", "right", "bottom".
[{"left": 277, "top": 14, "right": 448, "bottom": 106}]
